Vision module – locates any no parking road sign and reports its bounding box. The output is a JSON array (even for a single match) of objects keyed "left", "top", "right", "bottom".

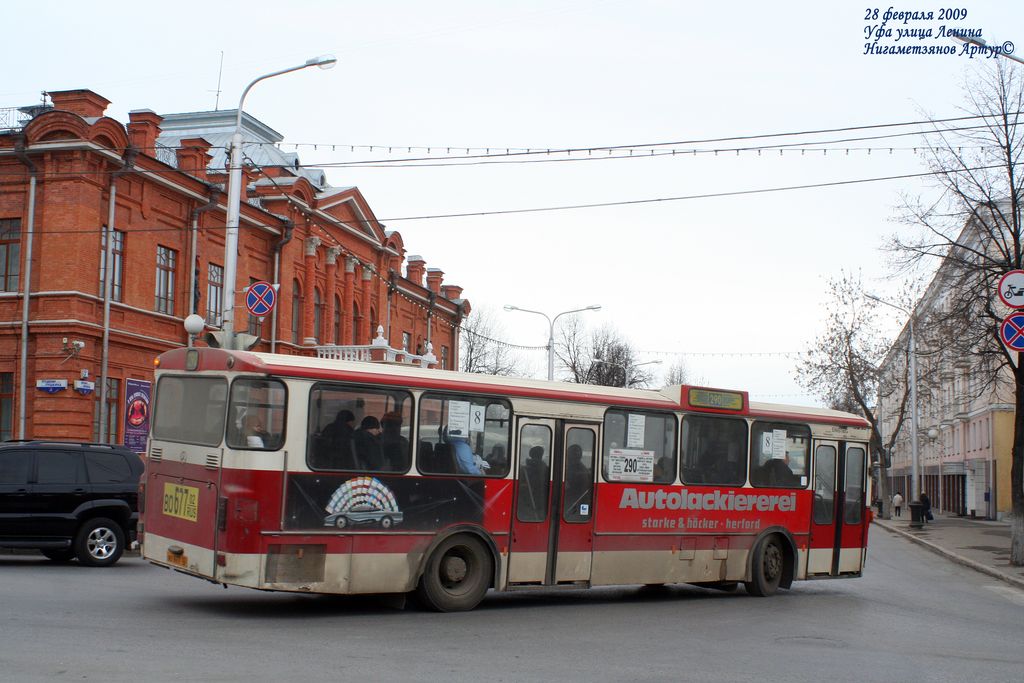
[
  {"left": 1000, "top": 312, "right": 1024, "bottom": 352},
  {"left": 245, "top": 281, "right": 277, "bottom": 318}
]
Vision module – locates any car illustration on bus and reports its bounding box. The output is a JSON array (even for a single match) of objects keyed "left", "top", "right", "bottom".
[{"left": 324, "top": 508, "right": 404, "bottom": 530}]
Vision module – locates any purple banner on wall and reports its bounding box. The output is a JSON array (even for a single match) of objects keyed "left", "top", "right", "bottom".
[{"left": 123, "top": 378, "right": 152, "bottom": 453}]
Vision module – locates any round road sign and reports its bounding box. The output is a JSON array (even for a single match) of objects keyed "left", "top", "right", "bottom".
[
  {"left": 245, "top": 281, "right": 277, "bottom": 318},
  {"left": 997, "top": 270, "right": 1024, "bottom": 308},
  {"left": 999, "top": 312, "right": 1024, "bottom": 352}
]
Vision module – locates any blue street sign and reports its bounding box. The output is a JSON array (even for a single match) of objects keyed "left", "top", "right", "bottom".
[
  {"left": 245, "top": 281, "right": 277, "bottom": 317},
  {"left": 1000, "top": 312, "right": 1024, "bottom": 351}
]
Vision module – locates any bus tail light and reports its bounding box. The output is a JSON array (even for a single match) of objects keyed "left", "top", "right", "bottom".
[{"left": 138, "top": 480, "right": 146, "bottom": 514}]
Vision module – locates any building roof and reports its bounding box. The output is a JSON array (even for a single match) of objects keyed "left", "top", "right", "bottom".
[{"left": 155, "top": 109, "right": 327, "bottom": 189}]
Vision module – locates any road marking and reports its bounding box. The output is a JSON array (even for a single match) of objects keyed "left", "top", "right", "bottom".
[{"left": 985, "top": 584, "right": 1024, "bottom": 606}]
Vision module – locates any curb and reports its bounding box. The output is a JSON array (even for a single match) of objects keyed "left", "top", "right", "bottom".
[{"left": 873, "top": 520, "right": 1024, "bottom": 591}]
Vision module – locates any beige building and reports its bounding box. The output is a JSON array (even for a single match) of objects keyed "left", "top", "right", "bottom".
[{"left": 876, "top": 220, "right": 1015, "bottom": 521}]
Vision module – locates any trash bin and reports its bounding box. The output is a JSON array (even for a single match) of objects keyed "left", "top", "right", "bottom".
[{"left": 908, "top": 501, "right": 924, "bottom": 528}]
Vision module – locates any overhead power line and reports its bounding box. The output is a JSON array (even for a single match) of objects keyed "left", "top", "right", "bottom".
[
  {"left": 249, "top": 111, "right": 1018, "bottom": 163},
  {"left": 17, "top": 162, "right": 1015, "bottom": 233},
  {"left": 2, "top": 111, "right": 1014, "bottom": 179},
  {"left": 377, "top": 163, "right": 1015, "bottom": 222}
]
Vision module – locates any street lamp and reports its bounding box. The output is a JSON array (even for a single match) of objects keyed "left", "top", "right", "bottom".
[
  {"left": 866, "top": 292, "right": 921, "bottom": 504},
  {"left": 950, "top": 34, "right": 1024, "bottom": 66},
  {"left": 221, "top": 55, "right": 337, "bottom": 350},
  {"left": 593, "top": 358, "right": 662, "bottom": 387},
  {"left": 503, "top": 304, "right": 601, "bottom": 380}
]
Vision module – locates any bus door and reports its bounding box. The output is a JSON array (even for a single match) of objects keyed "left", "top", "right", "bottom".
[
  {"left": 807, "top": 441, "right": 868, "bottom": 576},
  {"left": 837, "top": 443, "right": 868, "bottom": 574},
  {"left": 507, "top": 419, "right": 598, "bottom": 586}
]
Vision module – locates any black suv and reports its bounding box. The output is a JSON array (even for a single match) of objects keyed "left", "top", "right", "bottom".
[{"left": 0, "top": 441, "right": 144, "bottom": 566}]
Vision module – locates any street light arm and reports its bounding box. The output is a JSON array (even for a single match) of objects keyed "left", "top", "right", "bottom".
[
  {"left": 951, "top": 34, "right": 1024, "bottom": 65},
  {"left": 551, "top": 305, "right": 601, "bottom": 326},
  {"left": 504, "top": 306, "right": 552, "bottom": 326},
  {"left": 235, "top": 64, "right": 316, "bottom": 130},
  {"left": 864, "top": 292, "right": 910, "bottom": 317}
]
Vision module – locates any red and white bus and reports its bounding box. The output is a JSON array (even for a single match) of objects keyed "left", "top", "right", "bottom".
[{"left": 141, "top": 347, "right": 872, "bottom": 611}]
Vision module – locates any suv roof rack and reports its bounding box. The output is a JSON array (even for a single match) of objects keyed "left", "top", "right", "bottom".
[{"left": 0, "top": 439, "right": 132, "bottom": 450}]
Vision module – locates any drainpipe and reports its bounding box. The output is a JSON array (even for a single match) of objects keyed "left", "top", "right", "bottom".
[
  {"left": 454, "top": 302, "right": 465, "bottom": 372},
  {"left": 385, "top": 270, "right": 395, "bottom": 343},
  {"left": 187, "top": 190, "right": 219, "bottom": 346},
  {"left": 426, "top": 292, "right": 436, "bottom": 346},
  {"left": 98, "top": 149, "right": 137, "bottom": 443},
  {"left": 14, "top": 137, "right": 36, "bottom": 440},
  {"left": 270, "top": 220, "right": 294, "bottom": 353}
]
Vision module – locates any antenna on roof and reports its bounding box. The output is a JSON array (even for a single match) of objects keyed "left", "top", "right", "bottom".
[{"left": 212, "top": 51, "right": 225, "bottom": 110}]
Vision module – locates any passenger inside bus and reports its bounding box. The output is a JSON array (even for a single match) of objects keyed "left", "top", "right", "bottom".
[
  {"left": 241, "top": 413, "right": 269, "bottom": 449},
  {"left": 486, "top": 444, "right": 507, "bottom": 471},
  {"left": 564, "top": 444, "right": 592, "bottom": 520},
  {"left": 353, "top": 416, "right": 384, "bottom": 470},
  {"left": 450, "top": 435, "right": 482, "bottom": 475},
  {"left": 519, "top": 445, "right": 549, "bottom": 519},
  {"left": 379, "top": 411, "right": 409, "bottom": 471},
  {"left": 317, "top": 409, "right": 356, "bottom": 469},
  {"left": 756, "top": 454, "right": 798, "bottom": 487}
]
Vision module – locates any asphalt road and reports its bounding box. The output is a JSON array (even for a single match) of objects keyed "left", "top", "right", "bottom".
[{"left": 1, "top": 530, "right": 1022, "bottom": 682}]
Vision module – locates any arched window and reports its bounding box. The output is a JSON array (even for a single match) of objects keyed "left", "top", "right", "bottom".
[
  {"left": 333, "top": 294, "right": 342, "bottom": 344},
  {"left": 351, "top": 302, "right": 360, "bottom": 344},
  {"left": 313, "top": 289, "right": 323, "bottom": 344},
  {"left": 291, "top": 279, "right": 302, "bottom": 345},
  {"left": 369, "top": 308, "right": 378, "bottom": 342}
]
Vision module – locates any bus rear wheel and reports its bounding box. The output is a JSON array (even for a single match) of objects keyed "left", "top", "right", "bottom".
[
  {"left": 415, "top": 534, "right": 492, "bottom": 612},
  {"left": 744, "top": 535, "right": 784, "bottom": 597}
]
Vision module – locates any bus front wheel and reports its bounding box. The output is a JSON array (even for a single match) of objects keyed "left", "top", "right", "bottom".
[
  {"left": 415, "top": 534, "right": 492, "bottom": 612},
  {"left": 744, "top": 535, "right": 784, "bottom": 597}
]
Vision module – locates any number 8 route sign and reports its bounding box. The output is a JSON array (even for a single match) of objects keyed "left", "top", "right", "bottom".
[
  {"left": 245, "top": 281, "right": 277, "bottom": 318},
  {"left": 1000, "top": 312, "right": 1024, "bottom": 352}
]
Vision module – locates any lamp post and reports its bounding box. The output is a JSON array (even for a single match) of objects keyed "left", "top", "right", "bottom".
[
  {"left": 927, "top": 426, "right": 942, "bottom": 514},
  {"left": 866, "top": 293, "right": 921, "bottom": 504},
  {"left": 221, "top": 55, "right": 337, "bottom": 350},
  {"left": 593, "top": 358, "right": 662, "bottom": 387},
  {"left": 950, "top": 34, "right": 1024, "bottom": 66},
  {"left": 503, "top": 304, "right": 601, "bottom": 380}
]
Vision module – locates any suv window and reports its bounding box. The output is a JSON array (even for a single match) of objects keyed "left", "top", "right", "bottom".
[
  {"left": 36, "top": 451, "right": 85, "bottom": 484},
  {"left": 0, "top": 450, "right": 30, "bottom": 484},
  {"left": 85, "top": 452, "right": 133, "bottom": 483}
]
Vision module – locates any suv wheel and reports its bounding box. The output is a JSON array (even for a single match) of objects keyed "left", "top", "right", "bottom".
[
  {"left": 41, "top": 548, "right": 76, "bottom": 563},
  {"left": 75, "top": 517, "right": 125, "bottom": 567}
]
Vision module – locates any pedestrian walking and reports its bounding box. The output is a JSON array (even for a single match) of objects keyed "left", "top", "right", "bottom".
[
  {"left": 892, "top": 491, "right": 904, "bottom": 518},
  {"left": 920, "top": 491, "right": 932, "bottom": 522}
]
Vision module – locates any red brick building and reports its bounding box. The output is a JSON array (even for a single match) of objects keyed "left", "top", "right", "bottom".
[{"left": 0, "top": 89, "right": 468, "bottom": 444}]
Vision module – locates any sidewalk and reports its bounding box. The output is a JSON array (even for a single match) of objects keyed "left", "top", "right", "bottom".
[{"left": 873, "top": 511, "right": 1024, "bottom": 590}]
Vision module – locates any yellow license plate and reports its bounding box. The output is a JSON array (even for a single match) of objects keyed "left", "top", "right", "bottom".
[
  {"left": 162, "top": 483, "right": 199, "bottom": 522},
  {"left": 166, "top": 550, "right": 188, "bottom": 567}
]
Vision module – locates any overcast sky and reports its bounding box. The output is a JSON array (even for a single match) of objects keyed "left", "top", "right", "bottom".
[{"left": 5, "top": 1, "right": 1022, "bottom": 403}]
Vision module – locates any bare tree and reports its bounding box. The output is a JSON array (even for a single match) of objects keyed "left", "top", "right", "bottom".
[
  {"left": 890, "top": 62, "right": 1024, "bottom": 563},
  {"left": 458, "top": 305, "right": 523, "bottom": 376},
  {"left": 662, "top": 359, "right": 690, "bottom": 387},
  {"left": 555, "top": 319, "right": 655, "bottom": 388},
  {"left": 796, "top": 272, "right": 913, "bottom": 519}
]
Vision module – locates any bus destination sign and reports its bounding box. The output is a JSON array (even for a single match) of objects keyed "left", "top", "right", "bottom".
[{"left": 686, "top": 388, "right": 745, "bottom": 412}]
